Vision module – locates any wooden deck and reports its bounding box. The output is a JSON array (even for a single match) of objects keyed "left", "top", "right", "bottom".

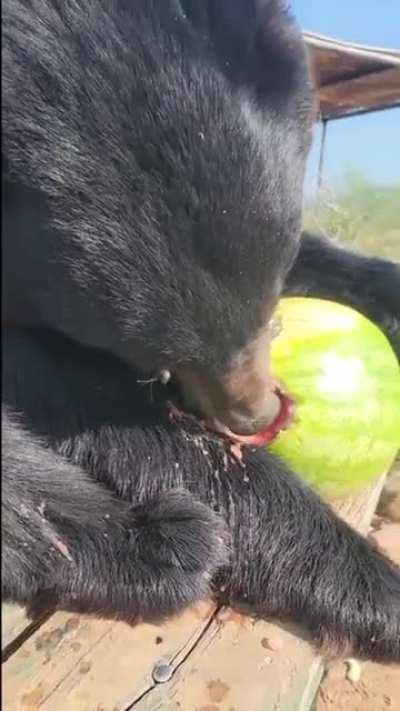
[{"left": 2, "top": 474, "right": 388, "bottom": 711}]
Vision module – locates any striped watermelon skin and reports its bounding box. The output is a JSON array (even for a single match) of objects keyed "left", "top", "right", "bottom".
[{"left": 269, "top": 297, "right": 400, "bottom": 497}]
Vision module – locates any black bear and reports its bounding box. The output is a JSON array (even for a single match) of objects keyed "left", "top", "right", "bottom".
[{"left": 2, "top": 0, "right": 400, "bottom": 662}]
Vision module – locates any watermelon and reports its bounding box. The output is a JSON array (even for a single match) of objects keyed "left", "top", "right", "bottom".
[{"left": 269, "top": 297, "right": 400, "bottom": 497}]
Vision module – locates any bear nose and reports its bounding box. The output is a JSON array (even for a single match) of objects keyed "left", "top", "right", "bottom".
[
  {"left": 218, "top": 389, "right": 281, "bottom": 436},
  {"left": 175, "top": 364, "right": 281, "bottom": 437}
]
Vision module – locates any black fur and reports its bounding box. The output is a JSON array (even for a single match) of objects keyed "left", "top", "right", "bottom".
[
  {"left": 2, "top": 0, "right": 400, "bottom": 663},
  {"left": 286, "top": 232, "right": 400, "bottom": 354}
]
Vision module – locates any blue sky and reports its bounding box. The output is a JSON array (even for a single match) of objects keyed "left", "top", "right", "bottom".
[{"left": 291, "top": 1, "right": 400, "bottom": 195}]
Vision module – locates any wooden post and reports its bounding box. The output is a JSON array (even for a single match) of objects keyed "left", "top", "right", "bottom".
[{"left": 318, "top": 119, "right": 328, "bottom": 191}]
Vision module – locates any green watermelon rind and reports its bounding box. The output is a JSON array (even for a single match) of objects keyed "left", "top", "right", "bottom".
[{"left": 269, "top": 298, "right": 400, "bottom": 497}]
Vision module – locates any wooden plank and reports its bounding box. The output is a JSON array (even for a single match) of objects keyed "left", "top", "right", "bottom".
[
  {"left": 309, "top": 46, "right": 390, "bottom": 88},
  {"left": 2, "top": 602, "right": 217, "bottom": 710},
  {"left": 2, "top": 604, "right": 32, "bottom": 653},
  {"left": 303, "top": 31, "right": 400, "bottom": 65},
  {"left": 304, "top": 33, "right": 400, "bottom": 88},
  {"left": 332, "top": 471, "right": 388, "bottom": 534},
  {"left": 133, "top": 612, "right": 323, "bottom": 711},
  {"left": 318, "top": 67, "right": 400, "bottom": 119},
  {"left": 2, "top": 474, "right": 388, "bottom": 711},
  {"left": 2, "top": 604, "right": 51, "bottom": 659}
]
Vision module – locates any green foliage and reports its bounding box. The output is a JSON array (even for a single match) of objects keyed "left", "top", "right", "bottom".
[{"left": 304, "top": 171, "right": 400, "bottom": 261}]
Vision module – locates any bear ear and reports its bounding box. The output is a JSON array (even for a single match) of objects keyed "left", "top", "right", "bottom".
[{"left": 180, "top": 0, "right": 310, "bottom": 103}]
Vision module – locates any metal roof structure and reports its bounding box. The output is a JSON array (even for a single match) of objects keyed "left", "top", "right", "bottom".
[{"left": 304, "top": 31, "right": 400, "bottom": 121}]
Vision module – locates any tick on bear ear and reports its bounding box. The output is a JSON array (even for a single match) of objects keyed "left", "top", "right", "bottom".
[{"left": 179, "top": 0, "right": 311, "bottom": 102}]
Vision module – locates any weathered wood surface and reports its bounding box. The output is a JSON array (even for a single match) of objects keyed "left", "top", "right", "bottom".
[
  {"left": 2, "top": 604, "right": 53, "bottom": 660},
  {"left": 2, "top": 604, "right": 32, "bottom": 653},
  {"left": 2, "top": 473, "right": 388, "bottom": 711},
  {"left": 318, "top": 67, "right": 400, "bottom": 120},
  {"left": 303, "top": 32, "right": 400, "bottom": 119},
  {"left": 304, "top": 31, "right": 400, "bottom": 86}
]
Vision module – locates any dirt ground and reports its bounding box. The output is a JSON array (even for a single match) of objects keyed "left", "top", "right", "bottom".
[{"left": 316, "top": 479, "right": 400, "bottom": 711}]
